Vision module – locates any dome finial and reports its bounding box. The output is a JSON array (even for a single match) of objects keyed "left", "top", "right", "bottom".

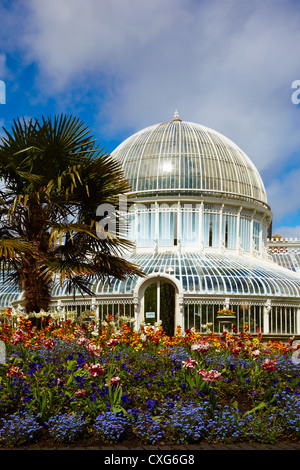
[{"left": 172, "top": 109, "right": 181, "bottom": 121}]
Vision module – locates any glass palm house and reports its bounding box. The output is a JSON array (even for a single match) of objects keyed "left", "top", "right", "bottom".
[{"left": 2, "top": 112, "right": 300, "bottom": 337}]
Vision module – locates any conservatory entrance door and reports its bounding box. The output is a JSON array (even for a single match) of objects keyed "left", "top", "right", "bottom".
[{"left": 144, "top": 279, "right": 175, "bottom": 336}]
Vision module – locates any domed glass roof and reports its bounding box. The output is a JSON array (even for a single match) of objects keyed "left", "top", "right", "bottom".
[{"left": 112, "top": 113, "right": 267, "bottom": 205}]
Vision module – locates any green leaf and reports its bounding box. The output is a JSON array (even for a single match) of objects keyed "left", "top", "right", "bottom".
[{"left": 244, "top": 401, "right": 267, "bottom": 416}]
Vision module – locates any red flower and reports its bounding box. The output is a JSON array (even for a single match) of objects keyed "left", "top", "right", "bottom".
[
  {"left": 6, "top": 363, "right": 25, "bottom": 378},
  {"left": 77, "top": 336, "right": 88, "bottom": 346},
  {"left": 42, "top": 338, "right": 55, "bottom": 350},
  {"left": 182, "top": 358, "right": 198, "bottom": 369},
  {"left": 262, "top": 359, "right": 276, "bottom": 372},
  {"left": 11, "top": 329, "right": 26, "bottom": 345},
  {"left": 87, "top": 343, "right": 101, "bottom": 356},
  {"left": 197, "top": 369, "right": 222, "bottom": 382},
  {"left": 107, "top": 338, "right": 119, "bottom": 350},
  {"left": 251, "top": 349, "right": 262, "bottom": 360},
  {"left": 191, "top": 342, "right": 211, "bottom": 354},
  {"left": 89, "top": 363, "right": 104, "bottom": 377},
  {"left": 110, "top": 376, "right": 121, "bottom": 387}
]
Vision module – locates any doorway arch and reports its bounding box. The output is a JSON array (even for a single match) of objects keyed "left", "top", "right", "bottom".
[
  {"left": 134, "top": 274, "right": 183, "bottom": 335},
  {"left": 144, "top": 279, "right": 175, "bottom": 336}
]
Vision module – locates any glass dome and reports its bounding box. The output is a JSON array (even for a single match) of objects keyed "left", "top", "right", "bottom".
[{"left": 112, "top": 113, "right": 268, "bottom": 205}]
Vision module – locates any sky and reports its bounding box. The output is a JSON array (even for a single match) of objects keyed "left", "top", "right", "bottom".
[{"left": 0, "top": 0, "right": 300, "bottom": 238}]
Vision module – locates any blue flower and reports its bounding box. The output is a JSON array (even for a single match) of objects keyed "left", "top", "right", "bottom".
[
  {"left": 93, "top": 412, "right": 129, "bottom": 443},
  {"left": 46, "top": 412, "right": 85, "bottom": 443},
  {"left": 147, "top": 399, "right": 155, "bottom": 409},
  {"left": 0, "top": 413, "right": 42, "bottom": 446},
  {"left": 121, "top": 394, "right": 130, "bottom": 404}
]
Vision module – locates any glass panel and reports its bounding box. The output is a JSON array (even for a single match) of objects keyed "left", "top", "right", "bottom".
[
  {"left": 159, "top": 211, "right": 174, "bottom": 246},
  {"left": 240, "top": 217, "right": 251, "bottom": 250},
  {"left": 137, "top": 211, "right": 156, "bottom": 247},
  {"left": 160, "top": 280, "right": 175, "bottom": 336},
  {"left": 202, "top": 212, "right": 220, "bottom": 247},
  {"left": 181, "top": 210, "right": 200, "bottom": 246},
  {"left": 222, "top": 214, "right": 237, "bottom": 249},
  {"left": 126, "top": 212, "right": 135, "bottom": 242},
  {"left": 144, "top": 282, "right": 157, "bottom": 326},
  {"left": 253, "top": 221, "right": 260, "bottom": 250}
]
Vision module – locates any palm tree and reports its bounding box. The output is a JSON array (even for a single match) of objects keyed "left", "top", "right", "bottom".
[{"left": 0, "top": 114, "right": 143, "bottom": 313}]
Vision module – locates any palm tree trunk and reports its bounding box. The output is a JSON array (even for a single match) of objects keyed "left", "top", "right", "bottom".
[{"left": 20, "top": 260, "right": 51, "bottom": 313}]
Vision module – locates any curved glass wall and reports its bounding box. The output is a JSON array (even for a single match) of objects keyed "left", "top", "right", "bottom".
[
  {"left": 271, "top": 253, "right": 300, "bottom": 272},
  {"left": 47, "top": 252, "right": 300, "bottom": 299},
  {"left": 126, "top": 202, "right": 266, "bottom": 252},
  {"left": 0, "top": 275, "right": 21, "bottom": 308},
  {"left": 1, "top": 251, "right": 300, "bottom": 336}
]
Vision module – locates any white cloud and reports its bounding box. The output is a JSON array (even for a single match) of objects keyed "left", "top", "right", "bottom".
[
  {"left": 23, "top": 0, "right": 182, "bottom": 91},
  {"left": 19, "top": 0, "right": 300, "bottom": 169},
  {"left": 0, "top": 52, "right": 6, "bottom": 109},
  {"left": 271, "top": 225, "right": 300, "bottom": 239},
  {"left": 266, "top": 168, "right": 300, "bottom": 221},
  {"left": 0, "top": 81, "right": 5, "bottom": 105}
]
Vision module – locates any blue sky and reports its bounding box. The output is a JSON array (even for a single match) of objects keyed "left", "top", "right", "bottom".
[{"left": 0, "top": 0, "right": 300, "bottom": 237}]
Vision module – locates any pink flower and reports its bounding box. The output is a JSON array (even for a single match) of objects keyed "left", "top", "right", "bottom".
[
  {"left": 232, "top": 346, "right": 242, "bottom": 356},
  {"left": 11, "top": 329, "right": 26, "bottom": 345},
  {"left": 42, "top": 338, "right": 55, "bottom": 350},
  {"left": 75, "top": 389, "right": 86, "bottom": 397},
  {"left": 262, "top": 358, "right": 276, "bottom": 372},
  {"left": 191, "top": 342, "right": 212, "bottom": 354},
  {"left": 109, "top": 376, "right": 121, "bottom": 387},
  {"left": 89, "top": 363, "right": 105, "bottom": 377},
  {"left": 251, "top": 349, "right": 262, "bottom": 359},
  {"left": 77, "top": 336, "right": 88, "bottom": 346},
  {"left": 87, "top": 343, "right": 101, "bottom": 356},
  {"left": 197, "top": 369, "right": 222, "bottom": 382},
  {"left": 107, "top": 338, "right": 119, "bottom": 350},
  {"left": 182, "top": 358, "right": 198, "bottom": 369},
  {"left": 6, "top": 364, "right": 25, "bottom": 378}
]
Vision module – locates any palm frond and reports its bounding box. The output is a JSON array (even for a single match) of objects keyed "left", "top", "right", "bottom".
[
  {"left": 0, "top": 238, "right": 37, "bottom": 260},
  {"left": 49, "top": 222, "right": 100, "bottom": 246},
  {"left": 0, "top": 114, "right": 144, "bottom": 312}
]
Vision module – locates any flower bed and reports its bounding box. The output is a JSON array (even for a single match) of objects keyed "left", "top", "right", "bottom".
[
  {"left": 0, "top": 313, "right": 300, "bottom": 448},
  {"left": 217, "top": 309, "right": 236, "bottom": 317}
]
